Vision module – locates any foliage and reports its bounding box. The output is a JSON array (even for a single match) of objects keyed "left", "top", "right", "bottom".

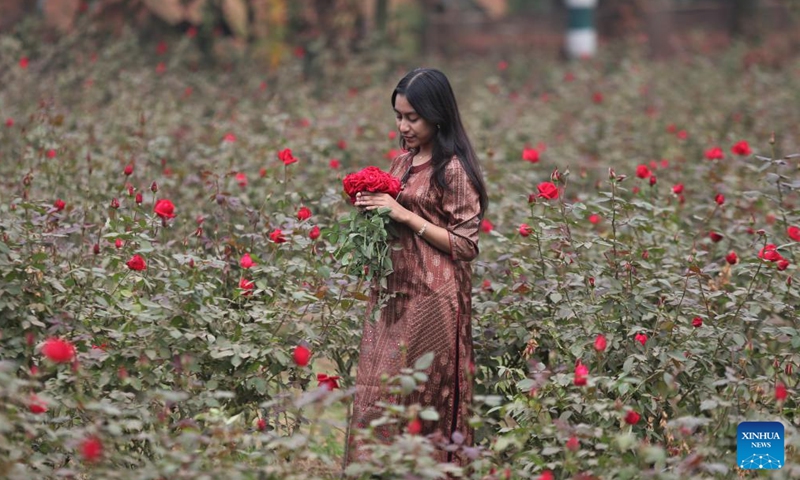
[{"left": 1, "top": 25, "right": 799, "bottom": 479}]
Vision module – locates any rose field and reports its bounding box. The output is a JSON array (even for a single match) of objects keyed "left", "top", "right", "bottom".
[{"left": 1, "top": 30, "right": 800, "bottom": 479}]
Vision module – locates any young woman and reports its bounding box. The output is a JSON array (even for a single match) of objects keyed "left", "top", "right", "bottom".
[{"left": 347, "top": 67, "right": 489, "bottom": 466}]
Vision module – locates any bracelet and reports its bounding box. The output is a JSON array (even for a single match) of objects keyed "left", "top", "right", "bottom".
[{"left": 416, "top": 222, "right": 428, "bottom": 237}]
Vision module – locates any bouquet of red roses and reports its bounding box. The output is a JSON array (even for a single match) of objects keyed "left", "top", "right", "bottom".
[
  {"left": 342, "top": 166, "right": 402, "bottom": 204},
  {"left": 330, "top": 166, "right": 402, "bottom": 306}
]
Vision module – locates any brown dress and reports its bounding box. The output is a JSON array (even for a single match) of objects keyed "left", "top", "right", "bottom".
[{"left": 346, "top": 152, "right": 481, "bottom": 466}]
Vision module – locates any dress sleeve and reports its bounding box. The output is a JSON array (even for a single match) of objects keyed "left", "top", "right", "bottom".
[{"left": 442, "top": 159, "right": 481, "bottom": 262}]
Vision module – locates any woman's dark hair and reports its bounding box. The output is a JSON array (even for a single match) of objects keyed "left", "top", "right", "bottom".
[{"left": 392, "top": 68, "right": 488, "bottom": 218}]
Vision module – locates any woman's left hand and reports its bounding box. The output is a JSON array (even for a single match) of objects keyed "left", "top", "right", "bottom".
[{"left": 354, "top": 192, "right": 410, "bottom": 223}]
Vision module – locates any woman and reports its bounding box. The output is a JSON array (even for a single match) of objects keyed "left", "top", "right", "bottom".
[{"left": 347, "top": 68, "right": 488, "bottom": 466}]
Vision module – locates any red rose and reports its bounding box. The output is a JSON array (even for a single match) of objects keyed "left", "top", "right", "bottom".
[
  {"left": 692, "top": 317, "right": 703, "bottom": 328},
  {"left": 672, "top": 184, "right": 684, "bottom": 195},
  {"left": 775, "top": 382, "right": 787, "bottom": 401},
  {"left": 592, "top": 91, "right": 603, "bottom": 104},
  {"left": 5, "top": 118, "right": 13, "bottom": 127},
  {"left": 329, "top": 159, "right": 340, "bottom": 169},
  {"left": 240, "top": 253, "right": 255, "bottom": 269},
  {"left": 777, "top": 259, "right": 790, "bottom": 271},
  {"left": 539, "top": 471, "right": 554, "bottom": 480},
  {"left": 709, "top": 232, "right": 723, "bottom": 243},
  {"left": 126, "top": 254, "right": 146, "bottom": 271},
  {"left": 342, "top": 166, "right": 401, "bottom": 203},
  {"left": 588, "top": 214, "right": 601, "bottom": 225},
  {"left": 649, "top": 175, "right": 657, "bottom": 186},
  {"left": 705, "top": 146, "right": 724, "bottom": 161},
  {"left": 726, "top": 251, "right": 738, "bottom": 265},
  {"left": 759, "top": 244, "right": 782, "bottom": 262},
  {"left": 407, "top": 417, "right": 422, "bottom": 435},
  {"left": 19, "top": 57, "right": 29, "bottom": 69},
  {"left": 309, "top": 225, "right": 320, "bottom": 240},
  {"left": 635, "top": 165, "right": 650, "bottom": 179},
  {"left": 788, "top": 226, "right": 800, "bottom": 242},
  {"left": 566, "top": 436, "right": 580, "bottom": 451},
  {"left": 594, "top": 334, "right": 607, "bottom": 352},
  {"left": 135, "top": 192, "right": 143, "bottom": 204},
  {"left": 53, "top": 199, "right": 66, "bottom": 211},
  {"left": 715, "top": 193, "right": 725, "bottom": 206},
  {"left": 480, "top": 219, "right": 493, "bottom": 233},
  {"left": 269, "top": 229, "right": 286, "bottom": 244},
  {"left": 574, "top": 363, "right": 588, "bottom": 386},
  {"left": 124, "top": 164, "right": 133, "bottom": 176},
  {"left": 624, "top": 410, "right": 641, "bottom": 425},
  {"left": 257, "top": 418, "right": 267, "bottom": 431},
  {"left": 537, "top": 182, "right": 558, "bottom": 200},
  {"left": 29, "top": 395, "right": 47, "bottom": 414},
  {"left": 297, "top": 206, "right": 312, "bottom": 221},
  {"left": 731, "top": 140, "right": 751, "bottom": 156},
  {"left": 522, "top": 147, "right": 540, "bottom": 163},
  {"left": 519, "top": 223, "right": 532, "bottom": 237},
  {"left": 222, "top": 132, "right": 236, "bottom": 143},
  {"left": 317, "top": 373, "right": 340, "bottom": 390},
  {"left": 154, "top": 199, "right": 176, "bottom": 219},
  {"left": 337, "top": 139, "right": 347, "bottom": 150},
  {"left": 110, "top": 198, "right": 119, "bottom": 209},
  {"left": 293, "top": 345, "right": 311, "bottom": 366},
  {"left": 236, "top": 172, "right": 247, "bottom": 188},
  {"left": 634, "top": 333, "right": 648, "bottom": 346},
  {"left": 239, "top": 278, "right": 254, "bottom": 295},
  {"left": 42, "top": 338, "right": 75, "bottom": 363},
  {"left": 80, "top": 437, "right": 103, "bottom": 463},
  {"left": 278, "top": 148, "right": 297, "bottom": 165}
]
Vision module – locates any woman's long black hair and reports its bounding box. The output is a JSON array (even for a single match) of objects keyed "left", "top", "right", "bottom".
[{"left": 392, "top": 68, "right": 488, "bottom": 218}]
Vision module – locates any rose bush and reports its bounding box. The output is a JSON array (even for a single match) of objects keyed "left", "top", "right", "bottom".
[{"left": 0, "top": 24, "right": 799, "bottom": 479}]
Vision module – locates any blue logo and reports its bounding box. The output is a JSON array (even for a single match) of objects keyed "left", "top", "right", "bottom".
[{"left": 737, "top": 421, "right": 784, "bottom": 470}]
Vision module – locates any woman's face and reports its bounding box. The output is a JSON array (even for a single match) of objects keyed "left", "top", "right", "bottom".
[{"left": 394, "top": 94, "right": 435, "bottom": 152}]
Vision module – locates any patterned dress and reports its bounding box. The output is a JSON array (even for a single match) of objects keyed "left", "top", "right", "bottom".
[{"left": 346, "top": 152, "right": 481, "bottom": 466}]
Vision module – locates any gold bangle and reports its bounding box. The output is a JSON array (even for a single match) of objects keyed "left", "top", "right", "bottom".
[{"left": 416, "top": 222, "right": 428, "bottom": 237}]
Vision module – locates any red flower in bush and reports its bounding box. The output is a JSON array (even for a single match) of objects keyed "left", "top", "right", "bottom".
[
  {"left": 240, "top": 253, "right": 255, "bottom": 269},
  {"left": 257, "top": 418, "right": 267, "bottom": 431},
  {"left": 519, "top": 223, "right": 532, "bottom": 237},
  {"left": 634, "top": 333, "right": 648, "bottom": 346},
  {"left": 692, "top": 317, "right": 703, "bottom": 328},
  {"left": 293, "top": 345, "right": 311, "bottom": 366},
  {"left": 759, "top": 244, "right": 782, "bottom": 262},
  {"left": 649, "top": 175, "right": 657, "bottom": 186},
  {"left": 705, "top": 146, "right": 725, "bottom": 160},
  {"left": 594, "top": 334, "right": 607, "bottom": 352},
  {"left": 407, "top": 417, "right": 422, "bottom": 434},
  {"left": 672, "top": 184, "right": 684, "bottom": 195},
  {"left": 239, "top": 278, "right": 255, "bottom": 295},
  {"left": 635, "top": 165, "right": 651, "bottom": 179},
  {"left": 588, "top": 214, "right": 601, "bottom": 225},
  {"left": 235, "top": 172, "right": 247, "bottom": 188},
  {"left": 731, "top": 140, "right": 752, "bottom": 156},
  {"left": 726, "top": 251, "right": 738, "bottom": 265},
  {"left": 329, "top": 159, "right": 340, "bottom": 169},
  {"left": 775, "top": 382, "right": 787, "bottom": 401},
  {"left": 154, "top": 199, "right": 175, "bottom": 219},
  {"left": 317, "top": 373, "right": 340, "bottom": 390},
  {"left": 4, "top": 118, "right": 13, "bottom": 127},
  {"left": 278, "top": 148, "right": 297, "bottom": 165},
  {"left": 124, "top": 164, "right": 133, "bottom": 176},
  {"left": 777, "top": 259, "right": 790, "bottom": 271},
  {"left": 297, "top": 206, "right": 312, "bottom": 221},
  {"left": 566, "top": 436, "right": 580, "bottom": 451},
  {"left": 709, "top": 231, "right": 723, "bottom": 243},
  {"left": 309, "top": 225, "right": 320, "bottom": 240},
  {"left": 223, "top": 132, "right": 236, "bottom": 143},
  {"left": 269, "top": 229, "right": 286, "bottom": 244},
  {"left": 624, "top": 410, "right": 641, "bottom": 425},
  {"left": 53, "top": 199, "right": 66, "bottom": 211},
  {"left": 574, "top": 363, "right": 588, "bottom": 386},
  {"left": 42, "top": 338, "right": 75, "bottom": 363},
  {"left": 480, "top": 219, "right": 493, "bottom": 233},
  {"left": 29, "top": 395, "right": 47, "bottom": 414},
  {"left": 714, "top": 194, "right": 725, "bottom": 206},
  {"left": 539, "top": 471, "right": 554, "bottom": 480},
  {"left": 592, "top": 92, "right": 603, "bottom": 104},
  {"left": 522, "top": 147, "right": 540, "bottom": 163},
  {"left": 342, "top": 166, "right": 402, "bottom": 204},
  {"left": 788, "top": 226, "right": 800, "bottom": 242},
  {"left": 126, "top": 254, "right": 146, "bottom": 271},
  {"left": 80, "top": 437, "right": 103, "bottom": 463},
  {"left": 537, "top": 182, "right": 558, "bottom": 200}
]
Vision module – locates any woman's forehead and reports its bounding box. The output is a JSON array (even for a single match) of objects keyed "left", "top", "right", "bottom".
[{"left": 393, "top": 94, "right": 416, "bottom": 114}]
